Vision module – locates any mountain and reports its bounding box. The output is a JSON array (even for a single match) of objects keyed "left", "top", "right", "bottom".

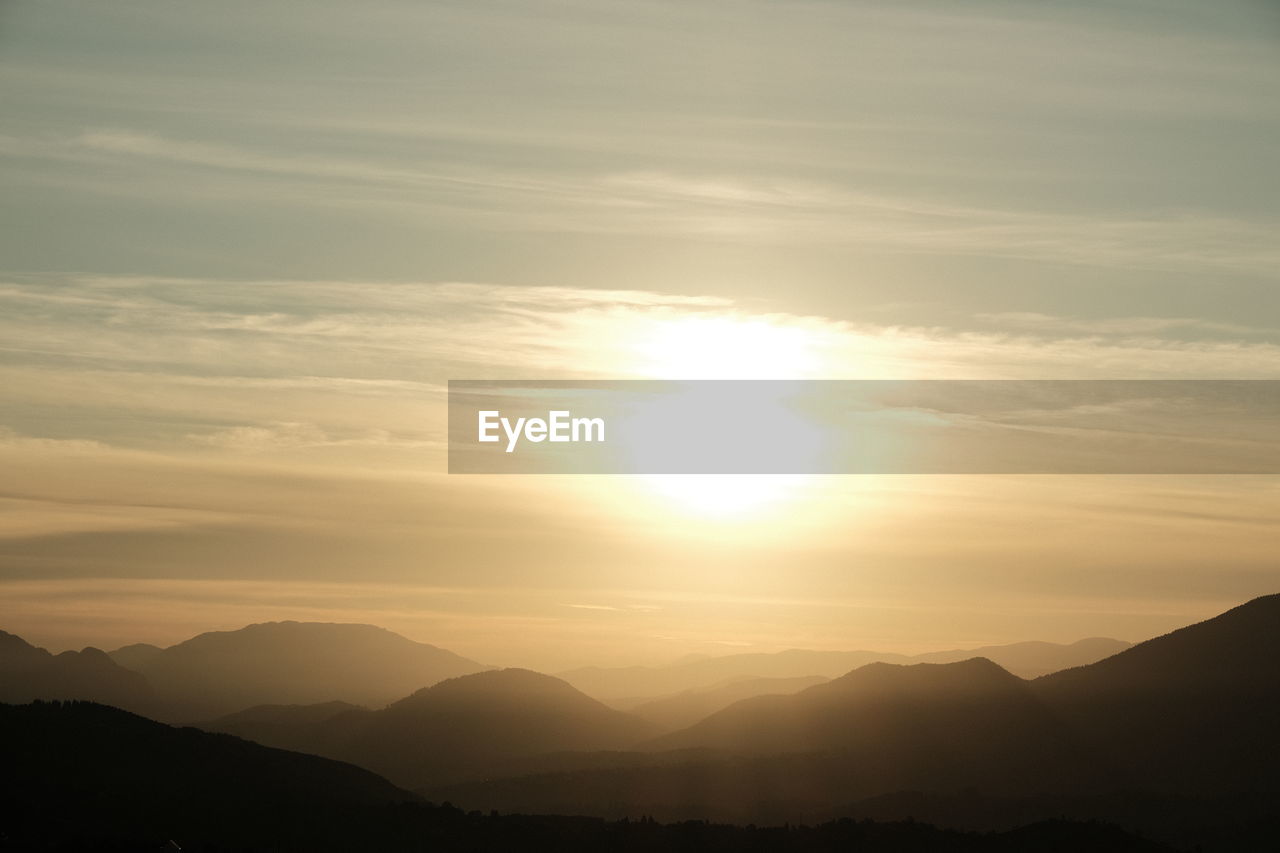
[
  {"left": 134, "top": 620, "right": 488, "bottom": 720},
  {"left": 204, "top": 668, "right": 657, "bottom": 790},
  {"left": 630, "top": 675, "right": 829, "bottom": 732},
  {"left": 914, "top": 638, "right": 1132, "bottom": 678},
  {"left": 107, "top": 641, "right": 164, "bottom": 670},
  {"left": 1031, "top": 593, "right": 1280, "bottom": 795},
  {"left": 0, "top": 703, "right": 1175, "bottom": 853},
  {"left": 0, "top": 629, "right": 48, "bottom": 670},
  {"left": 561, "top": 650, "right": 909, "bottom": 704},
  {"left": 646, "top": 658, "right": 1092, "bottom": 787},
  {"left": 560, "top": 638, "right": 1129, "bottom": 704},
  {"left": 199, "top": 699, "right": 366, "bottom": 753},
  {"left": 0, "top": 629, "right": 155, "bottom": 713}
]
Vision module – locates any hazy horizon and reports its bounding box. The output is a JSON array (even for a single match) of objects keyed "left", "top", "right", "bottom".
[{"left": 10, "top": 609, "right": 1150, "bottom": 671}]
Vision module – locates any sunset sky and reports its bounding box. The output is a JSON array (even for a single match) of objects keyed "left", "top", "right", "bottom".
[{"left": 1, "top": 0, "right": 1278, "bottom": 670}]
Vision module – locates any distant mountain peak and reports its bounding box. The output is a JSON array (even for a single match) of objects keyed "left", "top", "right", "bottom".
[
  {"left": 393, "top": 667, "right": 602, "bottom": 711},
  {"left": 191, "top": 620, "right": 424, "bottom": 644},
  {"left": 133, "top": 620, "right": 489, "bottom": 721},
  {"left": 827, "top": 656, "right": 1022, "bottom": 691}
]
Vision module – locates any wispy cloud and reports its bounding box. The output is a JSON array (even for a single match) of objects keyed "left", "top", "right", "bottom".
[
  {"left": 972, "top": 312, "right": 1274, "bottom": 338},
  {"left": 5, "top": 127, "right": 1278, "bottom": 275}
]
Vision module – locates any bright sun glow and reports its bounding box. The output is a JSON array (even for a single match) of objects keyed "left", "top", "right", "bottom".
[
  {"left": 628, "top": 313, "right": 826, "bottom": 520},
  {"left": 639, "top": 474, "right": 810, "bottom": 519},
  {"left": 636, "top": 314, "right": 823, "bottom": 380}
]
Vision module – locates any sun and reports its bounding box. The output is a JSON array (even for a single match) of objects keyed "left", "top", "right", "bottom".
[
  {"left": 624, "top": 313, "right": 826, "bottom": 519},
  {"left": 637, "top": 474, "right": 810, "bottom": 520},
  {"left": 635, "top": 314, "right": 822, "bottom": 380}
]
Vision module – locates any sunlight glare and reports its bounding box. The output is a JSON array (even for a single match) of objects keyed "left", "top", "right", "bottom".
[
  {"left": 636, "top": 314, "right": 822, "bottom": 380},
  {"left": 628, "top": 313, "right": 827, "bottom": 520}
]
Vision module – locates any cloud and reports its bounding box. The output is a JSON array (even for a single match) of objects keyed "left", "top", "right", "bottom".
[
  {"left": 6, "top": 125, "right": 1279, "bottom": 275},
  {"left": 190, "top": 422, "right": 345, "bottom": 452},
  {"left": 0, "top": 426, "right": 107, "bottom": 454},
  {"left": 972, "top": 312, "right": 1273, "bottom": 338},
  {"left": 2, "top": 274, "right": 1279, "bottom": 460}
]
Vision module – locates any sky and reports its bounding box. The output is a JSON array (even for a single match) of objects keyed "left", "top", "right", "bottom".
[{"left": 1, "top": 0, "right": 1278, "bottom": 669}]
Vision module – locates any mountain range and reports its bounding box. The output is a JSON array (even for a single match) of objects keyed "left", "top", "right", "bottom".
[
  {"left": 117, "top": 620, "right": 490, "bottom": 720},
  {"left": 1, "top": 619, "right": 1129, "bottom": 725},
  {"left": 430, "top": 595, "right": 1280, "bottom": 845},
  {"left": 629, "top": 674, "right": 830, "bottom": 731},
  {"left": 561, "top": 637, "right": 1132, "bottom": 704},
  {"left": 207, "top": 667, "right": 657, "bottom": 789},
  {"left": 0, "top": 629, "right": 155, "bottom": 714},
  {"left": 2, "top": 595, "right": 1278, "bottom": 850}
]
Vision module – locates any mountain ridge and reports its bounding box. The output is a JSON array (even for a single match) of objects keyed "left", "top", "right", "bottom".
[
  {"left": 131, "top": 620, "right": 490, "bottom": 720},
  {"left": 561, "top": 637, "right": 1132, "bottom": 703},
  {"left": 429, "top": 594, "right": 1280, "bottom": 828},
  {"left": 0, "top": 630, "right": 156, "bottom": 713},
  {"left": 205, "top": 667, "right": 657, "bottom": 789}
]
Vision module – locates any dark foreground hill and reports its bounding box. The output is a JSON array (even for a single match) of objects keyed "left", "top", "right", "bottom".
[
  {"left": 0, "top": 699, "right": 409, "bottom": 851},
  {"left": 205, "top": 668, "right": 657, "bottom": 789},
  {"left": 130, "top": 620, "right": 488, "bottom": 720},
  {"left": 1031, "top": 592, "right": 1280, "bottom": 795},
  {"left": 0, "top": 701, "right": 1173, "bottom": 853}
]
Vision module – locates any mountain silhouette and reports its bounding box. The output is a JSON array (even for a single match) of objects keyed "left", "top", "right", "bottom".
[
  {"left": 199, "top": 699, "right": 366, "bottom": 753},
  {"left": 644, "top": 658, "right": 1094, "bottom": 789},
  {"left": 561, "top": 650, "right": 911, "bottom": 704},
  {"left": 107, "top": 640, "right": 164, "bottom": 670},
  {"left": 429, "top": 596, "right": 1280, "bottom": 844},
  {"left": 205, "top": 668, "right": 657, "bottom": 789},
  {"left": 430, "top": 659, "right": 1098, "bottom": 825},
  {"left": 630, "top": 675, "right": 829, "bottom": 732},
  {"left": 0, "top": 699, "right": 408, "bottom": 851},
  {"left": 560, "top": 638, "right": 1130, "bottom": 704},
  {"left": 8, "top": 597, "right": 1276, "bottom": 850},
  {"left": 1032, "top": 592, "right": 1280, "bottom": 795},
  {"left": 133, "top": 620, "right": 488, "bottom": 720},
  {"left": 913, "top": 638, "right": 1131, "bottom": 677},
  {"left": 0, "top": 630, "right": 155, "bottom": 713}
]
